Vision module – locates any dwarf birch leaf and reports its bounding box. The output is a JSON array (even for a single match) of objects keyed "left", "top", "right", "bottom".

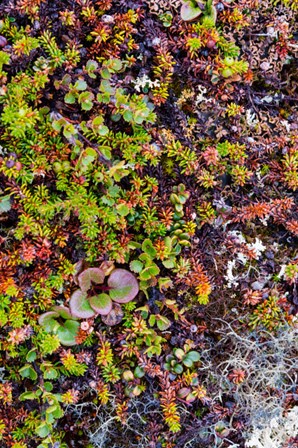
[
  {"left": 142, "top": 239, "right": 157, "bottom": 257},
  {"left": 69, "top": 290, "right": 95, "bottom": 319},
  {"left": 108, "top": 269, "right": 139, "bottom": 303},
  {"left": 156, "top": 316, "right": 171, "bottom": 331},
  {"left": 129, "top": 260, "right": 143, "bottom": 273},
  {"left": 90, "top": 293, "right": 112, "bottom": 315},
  {"left": 0, "top": 195, "right": 11, "bottom": 213},
  {"left": 35, "top": 422, "right": 51, "bottom": 438},
  {"left": 78, "top": 268, "right": 105, "bottom": 292}
]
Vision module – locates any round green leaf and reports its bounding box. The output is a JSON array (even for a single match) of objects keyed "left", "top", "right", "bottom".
[
  {"left": 38, "top": 311, "right": 59, "bottom": 333},
  {"left": 134, "top": 366, "right": 145, "bottom": 378},
  {"left": 157, "top": 316, "right": 171, "bottom": 331},
  {"left": 116, "top": 203, "right": 130, "bottom": 216},
  {"left": 90, "top": 293, "right": 112, "bottom": 315},
  {"left": 52, "top": 305, "right": 73, "bottom": 320},
  {"left": 75, "top": 79, "right": 87, "bottom": 91},
  {"left": 64, "top": 92, "right": 76, "bottom": 104},
  {"left": 57, "top": 320, "right": 80, "bottom": 346},
  {"left": 174, "top": 348, "right": 185, "bottom": 360}
]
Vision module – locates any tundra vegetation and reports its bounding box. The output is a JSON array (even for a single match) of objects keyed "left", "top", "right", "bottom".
[{"left": 0, "top": 0, "right": 297, "bottom": 447}]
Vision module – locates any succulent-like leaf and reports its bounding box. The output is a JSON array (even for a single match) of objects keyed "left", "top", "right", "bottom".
[
  {"left": 174, "top": 364, "right": 184, "bottom": 374},
  {"left": 182, "top": 356, "right": 194, "bottom": 368},
  {"left": 108, "top": 269, "right": 139, "bottom": 303},
  {"left": 69, "top": 289, "right": 95, "bottom": 319},
  {"left": 38, "top": 311, "right": 59, "bottom": 333},
  {"left": 185, "top": 351, "right": 200, "bottom": 362},
  {"left": 101, "top": 303, "right": 124, "bottom": 326},
  {"left": 174, "top": 348, "right": 185, "bottom": 360},
  {"left": 57, "top": 320, "right": 80, "bottom": 346},
  {"left": 78, "top": 267, "right": 105, "bottom": 292},
  {"left": 89, "top": 293, "right": 112, "bottom": 315}
]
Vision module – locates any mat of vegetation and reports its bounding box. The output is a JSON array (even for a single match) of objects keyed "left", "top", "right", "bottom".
[{"left": 0, "top": 0, "right": 297, "bottom": 447}]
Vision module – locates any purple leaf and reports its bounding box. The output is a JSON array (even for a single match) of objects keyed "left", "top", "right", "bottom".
[
  {"left": 108, "top": 268, "right": 139, "bottom": 303},
  {"left": 101, "top": 303, "right": 124, "bottom": 326},
  {"left": 181, "top": 1, "right": 202, "bottom": 21},
  {"left": 69, "top": 289, "right": 95, "bottom": 319},
  {"left": 78, "top": 268, "right": 105, "bottom": 292}
]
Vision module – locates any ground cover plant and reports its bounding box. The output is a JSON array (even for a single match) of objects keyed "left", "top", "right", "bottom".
[{"left": 0, "top": 0, "right": 297, "bottom": 447}]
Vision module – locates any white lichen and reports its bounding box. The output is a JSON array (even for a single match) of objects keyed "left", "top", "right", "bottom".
[
  {"left": 224, "top": 259, "right": 239, "bottom": 288},
  {"left": 195, "top": 85, "right": 213, "bottom": 105},
  {"left": 247, "top": 238, "right": 266, "bottom": 259},
  {"left": 245, "top": 406, "right": 298, "bottom": 448},
  {"left": 132, "top": 74, "right": 161, "bottom": 92},
  {"left": 246, "top": 109, "right": 259, "bottom": 128}
]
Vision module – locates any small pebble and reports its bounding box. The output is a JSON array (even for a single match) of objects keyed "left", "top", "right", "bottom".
[
  {"left": 15, "top": 162, "right": 22, "bottom": 171},
  {"left": 0, "top": 36, "right": 7, "bottom": 47},
  {"left": 251, "top": 281, "right": 264, "bottom": 290},
  {"left": 216, "top": 2, "right": 224, "bottom": 11},
  {"left": 6, "top": 159, "right": 15, "bottom": 168},
  {"left": 206, "top": 39, "right": 216, "bottom": 49}
]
